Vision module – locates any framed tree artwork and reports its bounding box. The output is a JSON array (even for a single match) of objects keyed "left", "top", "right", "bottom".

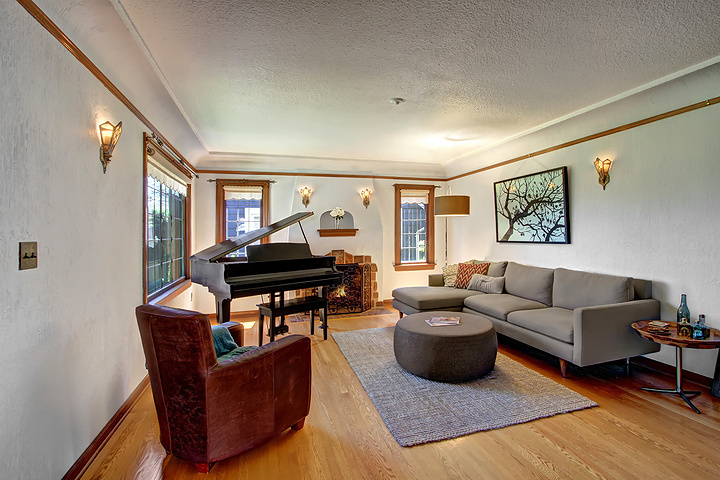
[{"left": 494, "top": 166, "right": 570, "bottom": 243}]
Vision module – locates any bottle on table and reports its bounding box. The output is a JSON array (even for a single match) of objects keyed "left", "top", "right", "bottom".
[
  {"left": 676, "top": 294, "right": 692, "bottom": 337},
  {"left": 693, "top": 314, "right": 710, "bottom": 340}
]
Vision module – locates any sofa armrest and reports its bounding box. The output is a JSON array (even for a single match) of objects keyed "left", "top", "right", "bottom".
[
  {"left": 223, "top": 321, "right": 245, "bottom": 346},
  {"left": 428, "top": 274, "right": 444, "bottom": 286},
  {"left": 573, "top": 299, "right": 661, "bottom": 367},
  {"left": 207, "top": 335, "right": 311, "bottom": 443}
]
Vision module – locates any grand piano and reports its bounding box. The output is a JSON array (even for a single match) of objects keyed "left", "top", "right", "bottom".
[{"left": 190, "top": 211, "right": 342, "bottom": 327}]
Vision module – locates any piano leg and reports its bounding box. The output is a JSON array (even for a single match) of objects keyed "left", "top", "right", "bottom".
[
  {"left": 320, "top": 286, "right": 328, "bottom": 340},
  {"left": 216, "top": 297, "right": 231, "bottom": 324},
  {"left": 257, "top": 310, "right": 264, "bottom": 347}
]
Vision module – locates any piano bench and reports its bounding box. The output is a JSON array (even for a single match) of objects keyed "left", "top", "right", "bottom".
[{"left": 257, "top": 295, "right": 329, "bottom": 346}]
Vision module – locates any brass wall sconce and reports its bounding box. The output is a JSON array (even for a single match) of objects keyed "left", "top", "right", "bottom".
[
  {"left": 360, "top": 189, "right": 372, "bottom": 208},
  {"left": 594, "top": 157, "right": 613, "bottom": 190},
  {"left": 99, "top": 121, "right": 122, "bottom": 173},
  {"left": 299, "top": 186, "right": 312, "bottom": 207}
]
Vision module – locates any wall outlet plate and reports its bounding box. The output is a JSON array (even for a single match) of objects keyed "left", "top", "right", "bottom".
[{"left": 19, "top": 242, "right": 38, "bottom": 270}]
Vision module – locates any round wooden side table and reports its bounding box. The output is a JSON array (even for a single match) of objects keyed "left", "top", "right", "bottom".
[{"left": 632, "top": 320, "right": 720, "bottom": 414}]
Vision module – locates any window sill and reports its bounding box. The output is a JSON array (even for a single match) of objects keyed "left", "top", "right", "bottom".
[
  {"left": 148, "top": 279, "right": 191, "bottom": 306},
  {"left": 393, "top": 263, "right": 437, "bottom": 272}
]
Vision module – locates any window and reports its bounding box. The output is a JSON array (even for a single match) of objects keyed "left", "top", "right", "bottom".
[
  {"left": 394, "top": 184, "right": 436, "bottom": 270},
  {"left": 216, "top": 180, "right": 270, "bottom": 258},
  {"left": 144, "top": 135, "right": 192, "bottom": 301}
]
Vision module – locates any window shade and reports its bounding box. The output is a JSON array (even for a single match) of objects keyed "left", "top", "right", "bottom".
[
  {"left": 224, "top": 185, "right": 263, "bottom": 201},
  {"left": 147, "top": 158, "right": 188, "bottom": 196},
  {"left": 400, "top": 189, "right": 429, "bottom": 205}
]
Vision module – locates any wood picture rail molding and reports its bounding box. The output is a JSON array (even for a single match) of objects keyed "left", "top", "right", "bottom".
[
  {"left": 195, "top": 168, "right": 445, "bottom": 182},
  {"left": 17, "top": 0, "right": 197, "bottom": 175},
  {"left": 17, "top": 0, "right": 719, "bottom": 184},
  {"left": 447, "top": 95, "right": 720, "bottom": 181}
]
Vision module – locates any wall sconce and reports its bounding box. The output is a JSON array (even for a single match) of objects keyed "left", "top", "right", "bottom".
[
  {"left": 98, "top": 121, "right": 122, "bottom": 173},
  {"left": 594, "top": 157, "right": 613, "bottom": 190},
  {"left": 360, "top": 189, "right": 372, "bottom": 208},
  {"left": 299, "top": 186, "right": 312, "bottom": 207}
]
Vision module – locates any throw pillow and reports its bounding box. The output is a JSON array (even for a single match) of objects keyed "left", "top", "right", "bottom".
[
  {"left": 454, "top": 262, "right": 490, "bottom": 289},
  {"left": 468, "top": 274, "right": 505, "bottom": 294},
  {"left": 442, "top": 263, "right": 459, "bottom": 287},
  {"left": 211, "top": 325, "right": 239, "bottom": 357}
]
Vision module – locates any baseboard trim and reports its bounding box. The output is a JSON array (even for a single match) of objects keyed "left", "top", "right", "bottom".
[
  {"left": 61, "top": 376, "right": 150, "bottom": 480},
  {"left": 632, "top": 356, "right": 712, "bottom": 389}
]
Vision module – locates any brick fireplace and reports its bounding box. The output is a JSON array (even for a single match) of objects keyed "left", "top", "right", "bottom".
[{"left": 299, "top": 249, "right": 378, "bottom": 314}]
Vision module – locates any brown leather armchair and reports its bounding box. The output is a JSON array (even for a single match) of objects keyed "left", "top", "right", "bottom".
[{"left": 135, "top": 304, "right": 311, "bottom": 473}]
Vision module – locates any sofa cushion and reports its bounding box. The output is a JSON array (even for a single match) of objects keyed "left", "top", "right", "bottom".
[
  {"left": 468, "top": 274, "right": 505, "bottom": 294},
  {"left": 504, "top": 262, "right": 554, "bottom": 306},
  {"left": 454, "top": 262, "right": 490, "bottom": 289},
  {"left": 441, "top": 263, "right": 459, "bottom": 287},
  {"left": 552, "top": 268, "right": 634, "bottom": 310},
  {"left": 464, "top": 293, "right": 548, "bottom": 321},
  {"left": 507, "top": 307, "right": 574, "bottom": 344},
  {"left": 392, "top": 286, "right": 483, "bottom": 310},
  {"left": 487, "top": 261, "right": 508, "bottom": 277}
]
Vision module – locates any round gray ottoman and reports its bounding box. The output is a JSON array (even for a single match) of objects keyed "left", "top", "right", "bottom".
[{"left": 393, "top": 311, "right": 497, "bottom": 383}]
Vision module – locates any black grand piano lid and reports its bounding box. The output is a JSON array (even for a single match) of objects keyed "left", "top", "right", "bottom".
[{"left": 190, "top": 211, "right": 314, "bottom": 262}]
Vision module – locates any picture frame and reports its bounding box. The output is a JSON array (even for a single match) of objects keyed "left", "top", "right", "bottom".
[{"left": 494, "top": 166, "right": 570, "bottom": 244}]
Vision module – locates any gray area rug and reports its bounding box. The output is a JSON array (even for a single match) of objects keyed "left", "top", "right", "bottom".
[{"left": 332, "top": 327, "right": 597, "bottom": 447}]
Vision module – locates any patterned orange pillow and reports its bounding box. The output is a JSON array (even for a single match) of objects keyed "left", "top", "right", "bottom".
[{"left": 454, "top": 262, "right": 490, "bottom": 289}]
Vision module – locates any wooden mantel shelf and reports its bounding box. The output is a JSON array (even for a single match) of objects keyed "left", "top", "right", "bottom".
[{"left": 318, "top": 229, "right": 358, "bottom": 237}]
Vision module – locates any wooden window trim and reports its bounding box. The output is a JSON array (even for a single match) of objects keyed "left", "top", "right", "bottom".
[
  {"left": 215, "top": 180, "right": 271, "bottom": 244},
  {"left": 393, "top": 184, "right": 436, "bottom": 271},
  {"left": 143, "top": 133, "right": 192, "bottom": 302}
]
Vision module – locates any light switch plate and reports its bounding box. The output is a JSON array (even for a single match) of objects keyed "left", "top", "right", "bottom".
[{"left": 19, "top": 242, "right": 37, "bottom": 270}]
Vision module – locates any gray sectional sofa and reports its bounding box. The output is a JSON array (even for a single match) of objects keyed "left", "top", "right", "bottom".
[{"left": 392, "top": 261, "right": 661, "bottom": 376}]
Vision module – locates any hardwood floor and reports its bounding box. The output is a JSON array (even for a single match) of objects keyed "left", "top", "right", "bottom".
[{"left": 80, "top": 309, "right": 720, "bottom": 479}]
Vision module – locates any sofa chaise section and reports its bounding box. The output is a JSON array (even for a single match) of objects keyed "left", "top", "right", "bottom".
[{"left": 392, "top": 286, "right": 482, "bottom": 315}]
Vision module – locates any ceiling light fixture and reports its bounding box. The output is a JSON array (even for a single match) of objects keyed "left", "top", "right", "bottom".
[{"left": 390, "top": 98, "right": 405, "bottom": 105}]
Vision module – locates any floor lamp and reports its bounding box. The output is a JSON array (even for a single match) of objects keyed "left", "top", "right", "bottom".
[{"left": 434, "top": 194, "right": 470, "bottom": 265}]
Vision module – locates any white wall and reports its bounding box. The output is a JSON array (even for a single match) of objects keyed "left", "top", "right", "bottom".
[
  {"left": 0, "top": 2, "right": 149, "bottom": 478},
  {"left": 446, "top": 62, "right": 720, "bottom": 378},
  {"left": 185, "top": 174, "right": 445, "bottom": 314}
]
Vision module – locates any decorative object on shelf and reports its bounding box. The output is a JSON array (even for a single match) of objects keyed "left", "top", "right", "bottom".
[
  {"left": 677, "top": 293, "right": 692, "bottom": 336},
  {"left": 594, "top": 157, "right": 613, "bottom": 190},
  {"left": 330, "top": 207, "right": 345, "bottom": 229},
  {"left": 98, "top": 120, "right": 122, "bottom": 173},
  {"left": 299, "top": 186, "right": 312, "bottom": 207},
  {"left": 318, "top": 210, "right": 357, "bottom": 236},
  {"left": 360, "top": 189, "right": 372, "bottom": 208},
  {"left": 494, "top": 166, "right": 569, "bottom": 244}
]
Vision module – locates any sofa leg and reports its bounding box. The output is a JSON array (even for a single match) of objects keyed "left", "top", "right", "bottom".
[
  {"left": 194, "top": 463, "right": 214, "bottom": 473},
  {"left": 559, "top": 358, "right": 568, "bottom": 378},
  {"left": 291, "top": 418, "right": 305, "bottom": 431},
  {"left": 626, "top": 357, "right": 632, "bottom": 376}
]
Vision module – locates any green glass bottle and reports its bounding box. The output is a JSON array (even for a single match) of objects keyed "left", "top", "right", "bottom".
[
  {"left": 693, "top": 314, "right": 709, "bottom": 340},
  {"left": 676, "top": 294, "right": 692, "bottom": 336}
]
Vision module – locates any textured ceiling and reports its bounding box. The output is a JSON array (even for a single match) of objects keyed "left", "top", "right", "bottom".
[{"left": 113, "top": 0, "right": 720, "bottom": 166}]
